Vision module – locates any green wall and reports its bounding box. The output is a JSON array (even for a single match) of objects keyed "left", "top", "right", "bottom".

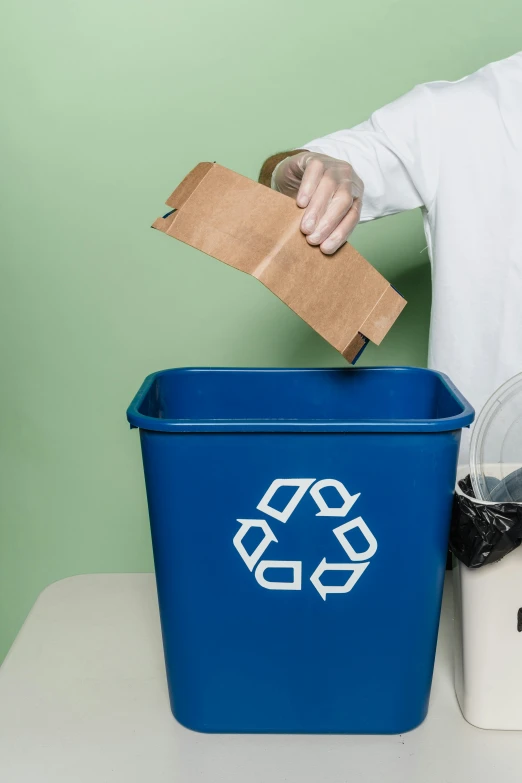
[{"left": 1, "top": 0, "right": 520, "bottom": 660}]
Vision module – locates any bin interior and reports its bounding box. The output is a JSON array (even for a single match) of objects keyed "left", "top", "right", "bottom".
[{"left": 136, "top": 368, "right": 466, "bottom": 424}]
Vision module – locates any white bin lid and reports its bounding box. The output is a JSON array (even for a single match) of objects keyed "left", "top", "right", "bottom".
[{"left": 470, "top": 373, "right": 522, "bottom": 502}]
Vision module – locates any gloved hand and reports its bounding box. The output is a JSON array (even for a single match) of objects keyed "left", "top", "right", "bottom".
[{"left": 272, "top": 152, "right": 364, "bottom": 255}]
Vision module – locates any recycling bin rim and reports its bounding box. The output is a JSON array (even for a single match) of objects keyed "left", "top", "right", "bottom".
[{"left": 126, "top": 366, "right": 474, "bottom": 434}]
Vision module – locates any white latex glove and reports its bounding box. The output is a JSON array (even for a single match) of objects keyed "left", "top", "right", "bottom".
[{"left": 272, "top": 152, "right": 364, "bottom": 255}]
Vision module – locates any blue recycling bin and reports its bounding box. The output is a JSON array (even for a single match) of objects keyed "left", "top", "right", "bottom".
[{"left": 127, "top": 367, "right": 473, "bottom": 734}]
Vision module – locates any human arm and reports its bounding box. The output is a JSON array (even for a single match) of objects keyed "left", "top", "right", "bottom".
[{"left": 259, "top": 84, "right": 438, "bottom": 255}]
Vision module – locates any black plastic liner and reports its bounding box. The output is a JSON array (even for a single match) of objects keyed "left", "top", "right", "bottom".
[{"left": 450, "top": 475, "right": 522, "bottom": 568}]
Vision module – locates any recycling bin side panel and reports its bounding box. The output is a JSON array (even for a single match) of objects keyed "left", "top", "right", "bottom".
[{"left": 139, "top": 427, "right": 461, "bottom": 734}]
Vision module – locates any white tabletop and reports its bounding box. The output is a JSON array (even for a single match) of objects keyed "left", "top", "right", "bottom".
[{"left": 0, "top": 574, "right": 520, "bottom": 782}]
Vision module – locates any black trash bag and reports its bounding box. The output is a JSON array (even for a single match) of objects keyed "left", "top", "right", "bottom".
[{"left": 450, "top": 475, "right": 522, "bottom": 568}]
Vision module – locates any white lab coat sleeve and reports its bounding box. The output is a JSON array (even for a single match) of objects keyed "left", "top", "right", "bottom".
[{"left": 300, "top": 84, "right": 440, "bottom": 222}]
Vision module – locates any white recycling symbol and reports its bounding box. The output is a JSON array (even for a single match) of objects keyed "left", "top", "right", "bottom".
[{"left": 232, "top": 478, "right": 378, "bottom": 600}]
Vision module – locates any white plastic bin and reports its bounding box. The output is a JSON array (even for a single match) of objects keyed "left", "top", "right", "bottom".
[{"left": 453, "top": 466, "right": 522, "bottom": 730}]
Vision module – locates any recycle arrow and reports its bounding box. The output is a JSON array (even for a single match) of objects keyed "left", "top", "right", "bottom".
[{"left": 310, "top": 559, "right": 370, "bottom": 601}]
